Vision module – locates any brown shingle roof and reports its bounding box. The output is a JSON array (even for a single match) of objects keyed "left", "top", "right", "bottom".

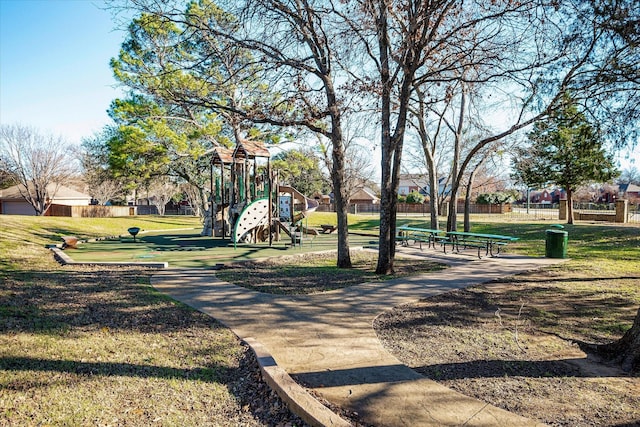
[
  {"left": 211, "top": 147, "right": 235, "bottom": 165},
  {"left": 233, "top": 139, "right": 270, "bottom": 159}
]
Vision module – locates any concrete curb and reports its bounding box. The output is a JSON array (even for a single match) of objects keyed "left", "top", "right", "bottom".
[
  {"left": 50, "top": 247, "right": 168, "bottom": 269},
  {"left": 244, "top": 337, "right": 352, "bottom": 427}
]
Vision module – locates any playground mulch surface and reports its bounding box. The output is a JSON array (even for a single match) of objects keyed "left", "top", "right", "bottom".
[
  {"left": 66, "top": 230, "right": 378, "bottom": 269},
  {"left": 374, "top": 267, "right": 640, "bottom": 427}
]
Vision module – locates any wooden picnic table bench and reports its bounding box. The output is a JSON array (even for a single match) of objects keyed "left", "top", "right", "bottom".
[{"left": 446, "top": 231, "right": 518, "bottom": 258}]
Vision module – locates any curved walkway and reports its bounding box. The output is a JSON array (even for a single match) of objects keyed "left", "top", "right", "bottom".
[{"left": 151, "top": 249, "right": 564, "bottom": 426}]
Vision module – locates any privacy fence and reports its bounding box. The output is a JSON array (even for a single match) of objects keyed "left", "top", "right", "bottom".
[
  {"left": 317, "top": 199, "right": 638, "bottom": 224},
  {"left": 44, "top": 200, "right": 638, "bottom": 224}
]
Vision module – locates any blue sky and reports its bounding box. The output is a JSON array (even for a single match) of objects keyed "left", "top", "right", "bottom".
[{"left": 0, "top": 0, "right": 125, "bottom": 145}]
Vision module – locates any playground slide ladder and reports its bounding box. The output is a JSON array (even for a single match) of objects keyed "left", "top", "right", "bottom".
[
  {"left": 232, "top": 187, "right": 319, "bottom": 245},
  {"left": 232, "top": 198, "right": 270, "bottom": 243},
  {"left": 278, "top": 185, "right": 319, "bottom": 214}
]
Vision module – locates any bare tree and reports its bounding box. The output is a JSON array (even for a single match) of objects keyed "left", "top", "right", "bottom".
[
  {"left": 181, "top": 182, "right": 205, "bottom": 218},
  {"left": 205, "top": 0, "right": 356, "bottom": 267},
  {"left": 90, "top": 180, "right": 123, "bottom": 205},
  {"left": 147, "top": 177, "right": 179, "bottom": 216},
  {"left": 79, "top": 128, "right": 128, "bottom": 205},
  {"left": 619, "top": 167, "right": 640, "bottom": 185},
  {"left": 0, "top": 124, "right": 76, "bottom": 215},
  {"left": 346, "top": 0, "right": 553, "bottom": 273},
  {"left": 113, "top": 0, "right": 357, "bottom": 267},
  {"left": 317, "top": 111, "right": 376, "bottom": 205}
]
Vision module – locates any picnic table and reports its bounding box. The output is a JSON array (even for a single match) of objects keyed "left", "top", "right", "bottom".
[
  {"left": 396, "top": 225, "right": 446, "bottom": 250},
  {"left": 445, "top": 231, "right": 518, "bottom": 258}
]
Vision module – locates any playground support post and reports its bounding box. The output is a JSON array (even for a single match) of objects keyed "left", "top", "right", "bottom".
[{"left": 268, "top": 158, "right": 273, "bottom": 247}]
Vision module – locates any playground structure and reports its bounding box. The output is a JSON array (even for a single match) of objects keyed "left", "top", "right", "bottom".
[{"left": 209, "top": 139, "right": 319, "bottom": 246}]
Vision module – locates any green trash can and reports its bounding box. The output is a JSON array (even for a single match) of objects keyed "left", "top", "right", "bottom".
[{"left": 545, "top": 228, "right": 568, "bottom": 258}]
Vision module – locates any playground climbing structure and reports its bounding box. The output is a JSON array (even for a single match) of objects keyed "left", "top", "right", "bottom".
[{"left": 208, "top": 139, "right": 320, "bottom": 246}]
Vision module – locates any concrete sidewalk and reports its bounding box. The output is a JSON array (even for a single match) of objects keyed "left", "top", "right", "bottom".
[{"left": 151, "top": 249, "right": 563, "bottom": 426}]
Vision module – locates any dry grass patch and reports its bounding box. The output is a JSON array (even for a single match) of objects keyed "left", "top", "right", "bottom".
[{"left": 0, "top": 265, "right": 306, "bottom": 426}]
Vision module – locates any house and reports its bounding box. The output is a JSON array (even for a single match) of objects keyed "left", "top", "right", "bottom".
[
  {"left": 530, "top": 189, "right": 552, "bottom": 204},
  {"left": 398, "top": 174, "right": 428, "bottom": 196},
  {"left": 398, "top": 174, "right": 452, "bottom": 198},
  {"left": 311, "top": 192, "right": 332, "bottom": 205},
  {"left": 550, "top": 188, "right": 566, "bottom": 203},
  {"left": 597, "top": 185, "right": 619, "bottom": 203},
  {"left": 350, "top": 187, "right": 380, "bottom": 204},
  {"left": 619, "top": 183, "right": 640, "bottom": 202},
  {"left": 0, "top": 184, "right": 92, "bottom": 215}
]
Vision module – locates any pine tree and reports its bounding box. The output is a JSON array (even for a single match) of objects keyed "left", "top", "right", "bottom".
[{"left": 513, "top": 94, "right": 618, "bottom": 224}]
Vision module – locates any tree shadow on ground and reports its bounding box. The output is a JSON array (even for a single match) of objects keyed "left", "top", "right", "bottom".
[
  {"left": 413, "top": 357, "right": 627, "bottom": 381},
  {"left": 0, "top": 267, "right": 209, "bottom": 335},
  {"left": 0, "top": 265, "right": 306, "bottom": 426}
]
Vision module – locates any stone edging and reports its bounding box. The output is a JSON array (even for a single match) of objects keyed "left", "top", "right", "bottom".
[
  {"left": 50, "top": 247, "right": 168, "bottom": 269},
  {"left": 243, "top": 337, "right": 352, "bottom": 427}
]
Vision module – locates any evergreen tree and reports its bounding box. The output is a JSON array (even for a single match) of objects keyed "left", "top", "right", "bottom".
[
  {"left": 512, "top": 95, "right": 618, "bottom": 224},
  {"left": 271, "top": 149, "right": 329, "bottom": 197}
]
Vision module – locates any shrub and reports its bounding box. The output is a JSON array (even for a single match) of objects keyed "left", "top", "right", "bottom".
[{"left": 406, "top": 191, "right": 425, "bottom": 204}]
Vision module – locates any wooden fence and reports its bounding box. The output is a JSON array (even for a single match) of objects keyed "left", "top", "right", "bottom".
[
  {"left": 46, "top": 204, "right": 135, "bottom": 217},
  {"left": 316, "top": 202, "right": 512, "bottom": 215}
]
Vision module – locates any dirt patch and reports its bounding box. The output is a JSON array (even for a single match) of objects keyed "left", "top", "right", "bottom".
[
  {"left": 215, "top": 250, "right": 445, "bottom": 294},
  {"left": 374, "top": 275, "right": 640, "bottom": 426}
]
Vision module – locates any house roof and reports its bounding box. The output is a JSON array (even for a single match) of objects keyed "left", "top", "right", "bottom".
[
  {"left": 350, "top": 187, "right": 379, "bottom": 201},
  {"left": 620, "top": 183, "right": 640, "bottom": 193},
  {"left": 399, "top": 173, "right": 429, "bottom": 187},
  {"left": 0, "top": 184, "right": 91, "bottom": 200}
]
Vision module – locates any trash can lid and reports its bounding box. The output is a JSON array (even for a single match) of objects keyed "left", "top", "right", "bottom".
[
  {"left": 546, "top": 229, "right": 568, "bottom": 235},
  {"left": 550, "top": 224, "right": 565, "bottom": 229}
]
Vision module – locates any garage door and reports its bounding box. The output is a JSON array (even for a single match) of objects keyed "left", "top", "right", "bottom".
[{"left": 1, "top": 201, "right": 36, "bottom": 215}]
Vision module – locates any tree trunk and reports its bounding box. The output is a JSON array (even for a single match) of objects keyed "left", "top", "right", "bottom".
[
  {"left": 422, "top": 142, "right": 439, "bottom": 230},
  {"left": 566, "top": 188, "right": 574, "bottom": 224},
  {"left": 597, "top": 306, "right": 640, "bottom": 373},
  {"left": 375, "top": 2, "right": 395, "bottom": 275},
  {"left": 464, "top": 168, "right": 479, "bottom": 232},
  {"left": 446, "top": 86, "right": 466, "bottom": 232},
  {"left": 331, "top": 135, "right": 351, "bottom": 268},
  {"left": 414, "top": 87, "right": 440, "bottom": 230},
  {"left": 464, "top": 156, "right": 488, "bottom": 232},
  {"left": 446, "top": 150, "right": 460, "bottom": 232},
  {"left": 428, "top": 167, "right": 439, "bottom": 230},
  {"left": 325, "top": 80, "right": 351, "bottom": 268}
]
